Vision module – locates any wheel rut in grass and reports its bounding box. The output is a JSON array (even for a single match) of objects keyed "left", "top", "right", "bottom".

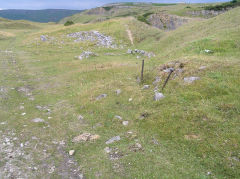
[
  {"left": 125, "top": 25, "right": 134, "bottom": 45},
  {"left": 0, "top": 49, "right": 84, "bottom": 178}
]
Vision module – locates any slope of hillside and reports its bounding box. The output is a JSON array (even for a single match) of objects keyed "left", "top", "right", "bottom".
[
  {"left": 0, "top": 17, "right": 44, "bottom": 29},
  {"left": 0, "top": 9, "right": 83, "bottom": 23},
  {"left": 59, "top": 3, "right": 201, "bottom": 24},
  {"left": 60, "top": 2, "right": 234, "bottom": 25},
  {"left": 0, "top": 5, "right": 239, "bottom": 179}
]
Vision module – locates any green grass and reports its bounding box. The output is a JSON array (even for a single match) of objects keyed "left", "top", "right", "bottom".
[
  {"left": 152, "top": 3, "right": 177, "bottom": 6},
  {"left": 59, "top": 3, "right": 204, "bottom": 24},
  {"left": 204, "top": 0, "right": 240, "bottom": 11},
  {"left": 0, "top": 6, "right": 239, "bottom": 178}
]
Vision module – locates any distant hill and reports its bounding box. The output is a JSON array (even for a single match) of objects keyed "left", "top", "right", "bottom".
[
  {"left": 59, "top": 3, "right": 177, "bottom": 24},
  {"left": 0, "top": 9, "right": 83, "bottom": 23}
]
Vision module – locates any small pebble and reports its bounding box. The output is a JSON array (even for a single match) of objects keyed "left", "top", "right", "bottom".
[
  {"left": 122, "top": 121, "right": 129, "bottom": 126},
  {"left": 114, "top": 115, "right": 122, "bottom": 120},
  {"left": 115, "top": 89, "right": 121, "bottom": 95},
  {"left": 69, "top": 150, "right": 75, "bottom": 156}
]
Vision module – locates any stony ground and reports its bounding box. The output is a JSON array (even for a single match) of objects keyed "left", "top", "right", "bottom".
[
  {"left": 0, "top": 49, "right": 84, "bottom": 178},
  {"left": 0, "top": 6, "right": 240, "bottom": 179}
]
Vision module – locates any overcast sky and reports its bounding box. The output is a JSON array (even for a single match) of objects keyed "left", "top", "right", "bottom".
[{"left": 0, "top": 0, "right": 230, "bottom": 10}]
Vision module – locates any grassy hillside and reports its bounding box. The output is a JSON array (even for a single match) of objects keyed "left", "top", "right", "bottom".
[
  {"left": 60, "top": 2, "right": 234, "bottom": 25},
  {"left": 0, "top": 9, "right": 82, "bottom": 23},
  {"left": 204, "top": 0, "right": 240, "bottom": 11},
  {"left": 59, "top": 3, "right": 202, "bottom": 24},
  {"left": 0, "top": 5, "right": 239, "bottom": 179}
]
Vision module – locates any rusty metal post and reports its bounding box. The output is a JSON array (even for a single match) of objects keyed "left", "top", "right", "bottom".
[
  {"left": 162, "top": 68, "right": 174, "bottom": 91},
  {"left": 141, "top": 59, "right": 144, "bottom": 82}
]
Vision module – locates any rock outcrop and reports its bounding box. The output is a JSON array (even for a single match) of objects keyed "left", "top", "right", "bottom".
[
  {"left": 148, "top": 14, "right": 189, "bottom": 30},
  {"left": 187, "top": 9, "right": 227, "bottom": 18}
]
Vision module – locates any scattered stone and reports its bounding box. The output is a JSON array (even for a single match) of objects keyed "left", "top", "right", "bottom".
[
  {"left": 136, "top": 76, "right": 141, "bottom": 84},
  {"left": 104, "top": 147, "right": 112, "bottom": 154},
  {"left": 104, "top": 52, "right": 115, "bottom": 56},
  {"left": 153, "top": 76, "right": 161, "bottom": 85},
  {"left": 49, "top": 166, "right": 55, "bottom": 174},
  {"left": 207, "top": 171, "right": 212, "bottom": 175},
  {"left": 152, "top": 138, "right": 159, "bottom": 145},
  {"left": 115, "top": 89, "right": 121, "bottom": 95},
  {"left": 175, "top": 68, "right": 184, "bottom": 74},
  {"left": 78, "top": 115, "right": 84, "bottom": 121},
  {"left": 199, "top": 66, "right": 207, "bottom": 70},
  {"left": 32, "top": 118, "right": 45, "bottom": 123},
  {"left": 69, "top": 150, "right": 75, "bottom": 156},
  {"left": 28, "top": 97, "right": 35, "bottom": 101},
  {"left": 32, "top": 136, "right": 38, "bottom": 140},
  {"left": 59, "top": 140, "right": 66, "bottom": 145},
  {"left": 127, "top": 49, "right": 155, "bottom": 58},
  {"left": 163, "top": 67, "right": 174, "bottom": 73},
  {"left": 159, "top": 61, "right": 185, "bottom": 79},
  {"left": 142, "top": 85, "right": 150, "bottom": 90},
  {"left": 72, "top": 133, "right": 100, "bottom": 143},
  {"left": 204, "top": 49, "right": 213, "bottom": 53},
  {"left": 114, "top": 115, "right": 123, "bottom": 120},
  {"left": 67, "top": 31, "right": 117, "bottom": 48},
  {"left": 0, "top": 87, "right": 6, "bottom": 92},
  {"left": 40, "top": 35, "right": 48, "bottom": 42},
  {"left": 129, "top": 98, "right": 133, "bottom": 102},
  {"left": 19, "top": 105, "right": 24, "bottom": 110},
  {"left": 154, "top": 92, "right": 165, "bottom": 101},
  {"left": 184, "top": 77, "right": 200, "bottom": 84},
  {"left": 129, "top": 143, "right": 143, "bottom": 152},
  {"left": 106, "top": 136, "right": 121, "bottom": 144},
  {"left": 108, "top": 148, "right": 124, "bottom": 160},
  {"left": 36, "top": 105, "right": 42, "bottom": 110},
  {"left": 96, "top": 94, "right": 107, "bottom": 100},
  {"left": 76, "top": 51, "right": 96, "bottom": 60},
  {"left": 184, "top": 134, "right": 201, "bottom": 140},
  {"left": 17, "top": 87, "right": 32, "bottom": 96},
  {"left": 122, "top": 121, "right": 129, "bottom": 126},
  {"left": 127, "top": 49, "right": 132, "bottom": 54},
  {"left": 21, "top": 113, "right": 26, "bottom": 116},
  {"left": 36, "top": 105, "right": 51, "bottom": 113},
  {"left": 188, "top": 9, "right": 226, "bottom": 17}
]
